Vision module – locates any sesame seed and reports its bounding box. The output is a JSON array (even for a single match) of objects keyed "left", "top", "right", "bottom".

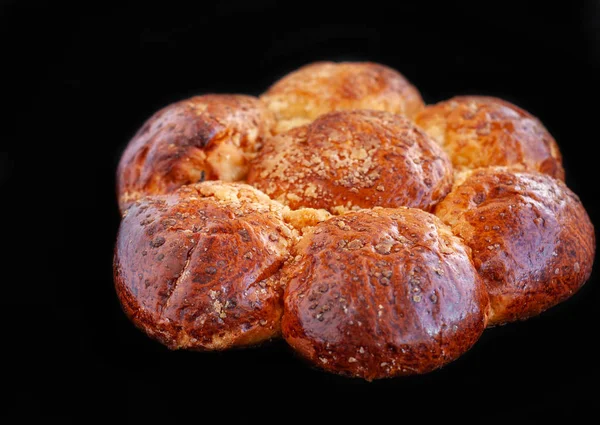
[
  {"left": 150, "top": 236, "right": 165, "bottom": 248},
  {"left": 375, "top": 240, "right": 393, "bottom": 255},
  {"left": 347, "top": 239, "right": 364, "bottom": 250}
]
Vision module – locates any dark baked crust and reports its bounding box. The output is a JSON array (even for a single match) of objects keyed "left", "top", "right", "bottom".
[
  {"left": 261, "top": 61, "right": 424, "bottom": 133},
  {"left": 113, "top": 182, "right": 297, "bottom": 350},
  {"left": 281, "top": 208, "right": 489, "bottom": 380},
  {"left": 415, "top": 96, "right": 564, "bottom": 180},
  {"left": 117, "top": 94, "right": 275, "bottom": 213},
  {"left": 435, "top": 167, "right": 595, "bottom": 325},
  {"left": 246, "top": 110, "right": 453, "bottom": 214}
]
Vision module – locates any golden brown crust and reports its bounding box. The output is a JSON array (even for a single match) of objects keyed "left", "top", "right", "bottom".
[
  {"left": 261, "top": 61, "right": 425, "bottom": 133},
  {"left": 117, "top": 94, "right": 275, "bottom": 213},
  {"left": 246, "top": 110, "right": 453, "bottom": 214},
  {"left": 113, "top": 182, "right": 297, "bottom": 350},
  {"left": 281, "top": 208, "right": 489, "bottom": 380},
  {"left": 435, "top": 167, "right": 595, "bottom": 325},
  {"left": 415, "top": 96, "right": 564, "bottom": 180}
]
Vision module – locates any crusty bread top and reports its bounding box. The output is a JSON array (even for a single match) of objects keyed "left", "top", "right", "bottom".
[
  {"left": 435, "top": 167, "right": 594, "bottom": 325},
  {"left": 114, "top": 182, "right": 296, "bottom": 350},
  {"left": 247, "top": 110, "right": 453, "bottom": 214},
  {"left": 281, "top": 207, "right": 489, "bottom": 380},
  {"left": 261, "top": 61, "right": 424, "bottom": 133},
  {"left": 117, "top": 94, "right": 274, "bottom": 213},
  {"left": 415, "top": 96, "right": 564, "bottom": 180}
]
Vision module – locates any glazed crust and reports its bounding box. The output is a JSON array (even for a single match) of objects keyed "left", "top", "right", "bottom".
[
  {"left": 112, "top": 63, "right": 596, "bottom": 377},
  {"left": 117, "top": 94, "right": 275, "bottom": 213},
  {"left": 435, "top": 168, "right": 595, "bottom": 325},
  {"left": 261, "top": 61, "right": 424, "bottom": 133},
  {"left": 281, "top": 208, "right": 489, "bottom": 380},
  {"left": 246, "top": 110, "right": 453, "bottom": 214},
  {"left": 113, "top": 182, "right": 297, "bottom": 350},
  {"left": 415, "top": 96, "right": 564, "bottom": 180}
]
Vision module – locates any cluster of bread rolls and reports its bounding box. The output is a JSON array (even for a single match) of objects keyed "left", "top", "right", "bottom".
[{"left": 114, "top": 61, "right": 595, "bottom": 380}]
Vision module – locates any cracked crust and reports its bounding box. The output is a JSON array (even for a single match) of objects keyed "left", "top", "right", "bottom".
[
  {"left": 117, "top": 94, "right": 275, "bottom": 213},
  {"left": 415, "top": 96, "right": 564, "bottom": 180},
  {"left": 114, "top": 182, "right": 297, "bottom": 350},
  {"left": 435, "top": 167, "right": 595, "bottom": 325},
  {"left": 281, "top": 208, "right": 489, "bottom": 380},
  {"left": 261, "top": 61, "right": 424, "bottom": 133},
  {"left": 246, "top": 110, "right": 453, "bottom": 214}
]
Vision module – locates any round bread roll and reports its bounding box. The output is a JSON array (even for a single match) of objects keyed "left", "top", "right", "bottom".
[
  {"left": 117, "top": 94, "right": 275, "bottom": 213},
  {"left": 246, "top": 110, "right": 453, "bottom": 214},
  {"left": 415, "top": 96, "right": 564, "bottom": 180},
  {"left": 281, "top": 208, "right": 489, "bottom": 380},
  {"left": 113, "top": 182, "right": 297, "bottom": 350},
  {"left": 261, "top": 61, "right": 424, "bottom": 133},
  {"left": 435, "top": 167, "right": 595, "bottom": 325}
]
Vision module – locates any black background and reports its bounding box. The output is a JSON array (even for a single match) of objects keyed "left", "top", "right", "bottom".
[{"left": 3, "top": 0, "right": 599, "bottom": 421}]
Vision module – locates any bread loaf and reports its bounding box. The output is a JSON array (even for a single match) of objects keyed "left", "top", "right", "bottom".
[
  {"left": 117, "top": 95, "right": 274, "bottom": 213},
  {"left": 281, "top": 208, "right": 489, "bottom": 380},
  {"left": 435, "top": 167, "right": 594, "bottom": 325},
  {"left": 247, "top": 110, "right": 453, "bottom": 213},
  {"left": 415, "top": 96, "right": 564, "bottom": 179},
  {"left": 114, "top": 182, "right": 296, "bottom": 350},
  {"left": 113, "top": 61, "right": 595, "bottom": 379},
  {"left": 261, "top": 61, "right": 424, "bottom": 133}
]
